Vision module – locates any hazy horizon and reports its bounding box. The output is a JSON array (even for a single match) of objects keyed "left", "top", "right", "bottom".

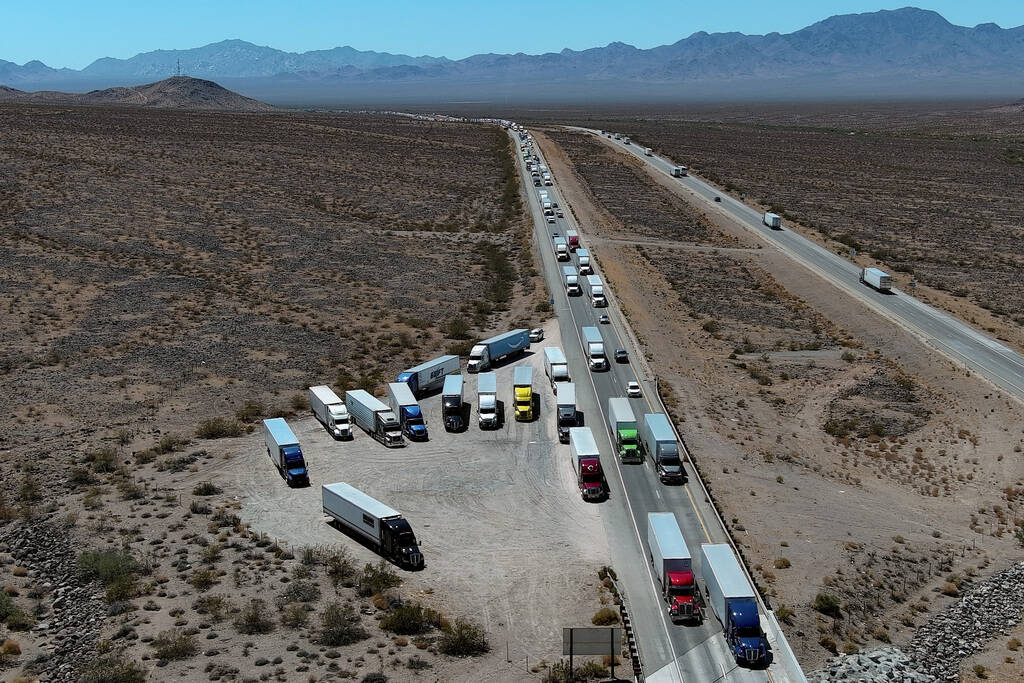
[{"left": 6, "top": 0, "right": 1024, "bottom": 69}]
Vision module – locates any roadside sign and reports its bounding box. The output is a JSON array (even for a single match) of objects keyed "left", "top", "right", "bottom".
[{"left": 562, "top": 627, "right": 621, "bottom": 680}]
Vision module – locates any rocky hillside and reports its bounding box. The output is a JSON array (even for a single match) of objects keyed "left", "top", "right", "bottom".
[{"left": 0, "top": 76, "right": 275, "bottom": 111}]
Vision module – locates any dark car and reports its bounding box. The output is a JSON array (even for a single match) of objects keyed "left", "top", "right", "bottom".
[
  {"left": 714, "top": 196, "right": 721, "bottom": 202},
  {"left": 599, "top": 314, "right": 610, "bottom": 324},
  {"left": 533, "top": 179, "right": 541, "bottom": 186},
  {"left": 615, "top": 348, "right": 629, "bottom": 363}
]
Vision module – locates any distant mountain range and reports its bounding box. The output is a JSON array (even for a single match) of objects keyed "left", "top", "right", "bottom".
[
  {"left": 3, "top": 7, "right": 1024, "bottom": 104},
  {"left": 0, "top": 77, "right": 274, "bottom": 111}
]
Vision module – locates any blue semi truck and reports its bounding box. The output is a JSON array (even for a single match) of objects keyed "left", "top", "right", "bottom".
[
  {"left": 263, "top": 418, "right": 309, "bottom": 487},
  {"left": 701, "top": 543, "right": 770, "bottom": 666}
]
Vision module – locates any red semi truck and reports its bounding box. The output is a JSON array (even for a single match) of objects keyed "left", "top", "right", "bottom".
[
  {"left": 648, "top": 512, "right": 703, "bottom": 623},
  {"left": 569, "top": 427, "right": 605, "bottom": 501}
]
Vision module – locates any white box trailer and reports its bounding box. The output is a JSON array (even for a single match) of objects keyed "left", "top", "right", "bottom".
[
  {"left": 346, "top": 390, "right": 404, "bottom": 448},
  {"left": 562, "top": 265, "right": 581, "bottom": 296},
  {"left": 576, "top": 248, "right": 593, "bottom": 275},
  {"left": 860, "top": 267, "right": 893, "bottom": 292},
  {"left": 544, "top": 347, "right": 570, "bottom": 389},
  {"left": 586, "top": 274, "right": 606, "bottom": 307},
  {"left": 309, "top": 385, "right": 351, "bottom": 439},
  {"left": 478, "top": 371, "right": 498, "bottom": 429},
  {"left": 671, "top": 165, "right": 688, "bottom": 177},
  {"left": 322, "top": 482, "right": 424, "bottom": 569},
  {"left": 644, "top": 147, "right": 653, "bottom": 156},
  {"left": 763, "top": 212, "right": 782, "bottom": 229},
  {"left": 582, "top": 326, "right": 607, "bottom": 371}
]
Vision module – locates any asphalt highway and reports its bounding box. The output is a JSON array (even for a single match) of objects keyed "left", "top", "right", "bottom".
[
  {"left": 511, "top": 129, "right": 807, "bottom": 683},
  {"left": 582, "top": 128, "right": 1024, "bottom": 404}
]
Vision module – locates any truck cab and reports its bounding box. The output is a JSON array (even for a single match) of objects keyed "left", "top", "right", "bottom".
[
  {"left": 557, "top": 406, "right": 577, "bottom": 443},
  {"left": 328, "top": 406, "right": 351, "bottom": 439},
  {"left": 398, "top": 405, "right": 427, "bottom": 440},
  {"left": 280, "top": 445, "right": 308, "bottom": 487},
  {"left": 665, "top": 570, "right": 702, "bottom": 623},
  {"left": 726, "top": 604, "right": 768, "bottom": 665},
  {"left": 616, "top": 425, "right": 639, "bottom": 461},
  {"left": 513, "top": 366, "right": 533, "bottom": 422},
  {"left": 381, "top": 517, "right": 424, "bottom": 570}
]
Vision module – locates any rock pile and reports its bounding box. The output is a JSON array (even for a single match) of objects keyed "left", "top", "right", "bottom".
[
  {"left": 1, "top": 519, "right": 106, "bottom": 682},
  {"left": 810, "top": 646, "right": 935, "bottom": 682},
  {"left": 809, "top": 561, "right": 1024, "bottom": 682}
]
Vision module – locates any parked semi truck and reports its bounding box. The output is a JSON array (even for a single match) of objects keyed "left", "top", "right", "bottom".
[
  {"left": 467, "top": 329, "right": 530, "bottom": 373},
  {"left": 512, "top": 366, "right": 534, "bottom": 421},
  {"left": 322, "top": 482, "right": 424, "bottom": 569},
  {"left": 581, "top": 326, "right": 608, "bottom": 371},
  {"left": 701, "top": 544, "right": 770, "bottom": 665},
  {"left": 671, "top": 165, "right": 688, "bottom": 177},
  {"left": 477, "top": 371, "right": 498, "bottom": 429},
  {"left": 642, "top": 413, "right": 685, "bottom": 484},
  {"left": 263, "top": 418, "right": 309, "bottom": 487},
  {"left": 576, "top": 248, "right": 593, "bottom": 275},
  {"left": 543, "top": 347, "right": 570, "bottom": 390},
  {"left": 860, "top": 267, "right": 893, "bottom": 292},
  {"left": 386, "top": 382, "right": 428, "bottom": 441},
  {"left": 553, "top": 236, "right": 569, "bottom": 262},
  {"left": 556, "top": 382, "right": 577, "bottom": 443},
  {"left": 763, "top": 212, "right": 782, "bottom": 229},
  {"left": 586, "top": 274, "right": 606, "bottom": 307},
  {"left": 441, "top": 374, "right": 465, "bottom": 432},
  {"left": 608, "top": 397, "right": 641, "bottom": 463},
  {"left": 566, "top": 229, "right": 580, "bottom": 252},
  {"left": 397, "top": 354, "right": 460, "bottom": 396},
  {"left": 562, "top": 265, "right": 581, "bottom": 296},
  {"left": 309, "top": 385, "right": 351, "bottom": 439},
  {"left": 346, "top": 390, "right": 404, "bottom": 448},
  {"left": 569, "top": 427, "right": 604, "bottom": 501},
  {"left": 648, "top": 512, "right": 702, "bottom": 623}
]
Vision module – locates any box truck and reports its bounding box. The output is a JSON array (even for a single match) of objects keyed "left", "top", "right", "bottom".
[
  {"left": 586, "top": 274, "right": 606, "bottom": 307},
  {"left": 701, "top": 544, "right": 769, "bottom": 665},
  {"left": 397, "top": 355, "right": 460, "bottom": 396},
  {"left": 387, "top": 382, "right": 428, "bottom": 441},
  {"left": 263, "top": 418, "right": 309, "bottom": 487},
  {"left": 346, "top": 390, "right": 404, "bottom": 448},
  {"left": 608, "top": 397, "right": 641, "bottom": 463},
  {"left": 322, "top": 482, "right": 424, "bottom": 569},
  {"left": 467, "top": 329, "right": 530, "bottom": 373},
  {"left": 441, "top": 374, "right": 465, "bottom": 432},
  {"left": 581, "top": 326, "right": 608, "bottom": 371},
  {"left": 576, "top": 248, "right": 593, "bottom": 275},
  {"left": 309, "top": 385, "right": 351, "bottom": 439},
  {"left": 513, "top": 366, "right": 533, "bottom": 421},
  {"left": 860, "top": 267, "right": 892, "bottom": 292},
  {"left": 477, "top": 372, "right": 498, "bottom": 429},
  {"left": 553, "top": 236, "right": 570, "bottom": 262},
  {"left": 562, "top": 265, "right": 581, "bottom": 296},
  {"left": 544, "top": 347, "right": 570, "bottom": 391},
  {"left": 569, "top": 427, "right": 604, "bottom": 501},
  {"left": 566, "top": 229, "right": 580, "bottom": 252},
  {"left": 648, "top": 513, "right": 702, "bottom": 623},
  {"left": 556, "top": 382, "right": 577, "bottom": 444},
  {"left": 642, "top": 413, "right": 685, "bottom": 484},
  {"left": 763, "top": 212, "right": 781, "bottom": 229}
]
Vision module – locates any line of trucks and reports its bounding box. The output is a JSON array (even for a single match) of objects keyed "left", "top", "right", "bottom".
[{"left": 647, "top": 513, "right": 770, "bottom": 665}]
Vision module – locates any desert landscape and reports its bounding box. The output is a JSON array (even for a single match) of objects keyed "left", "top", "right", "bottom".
[
  {"left": 534, "top": 123, "right": 1024, "bottom": 675},
  {"left": 0, "top": 102, "right": 623, "bottom": 682},
  {"left": 561, "top": 103, "right": 1024, "bottom": 346}
]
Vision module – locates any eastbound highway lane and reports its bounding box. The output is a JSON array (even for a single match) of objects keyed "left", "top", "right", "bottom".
[
  {"left": 511, "top": 131, "right": 807, "bottom": 683},
  {"left": 579, "top": 128, "right": 1024, "bottom": 403}
]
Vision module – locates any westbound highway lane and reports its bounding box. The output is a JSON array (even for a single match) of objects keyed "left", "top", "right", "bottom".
[
  {"left": 510, "top": 130, "right": 807, "bottom": 683},
  {"left": 580, "top": 128, "right": 1024, "bottom": 403}
]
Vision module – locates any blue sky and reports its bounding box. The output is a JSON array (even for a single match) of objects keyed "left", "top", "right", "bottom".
[{"left": 6, "top": 1, "right": 1024, "bottom": 69}]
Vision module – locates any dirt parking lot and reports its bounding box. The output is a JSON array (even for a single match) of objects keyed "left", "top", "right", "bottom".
[{"left": 167, "top": 319, "right": 612, "bottom": 678}]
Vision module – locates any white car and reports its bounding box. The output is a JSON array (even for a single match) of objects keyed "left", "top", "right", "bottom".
[
  {"left": 626, "top": 381, "right": 642, "bottom": 398},
  {"left": 529, "top": 328, "right": 544, "bottom": 342}
]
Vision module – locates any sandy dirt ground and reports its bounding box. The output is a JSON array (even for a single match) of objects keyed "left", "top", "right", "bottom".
[{"left": 535, "top": 127, "right": 1024, "bottom": 673}]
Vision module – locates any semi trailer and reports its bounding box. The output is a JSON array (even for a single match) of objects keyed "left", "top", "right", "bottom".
[
  {"left": 322, "top": 482, "right": 424, "bottom": 569},
  {"left": 543, "top": 347, "right": 570, "bottom": 390},
  {"left": 569, "top": 427, "right": 604, "bottom": 501},
  {"left": 441, "top": 374, "right": 465, "bottom": 432},
  {"left": 386, "top": 382, "right": 428, "bottom": 441},
  {"left": 581, "top": 326, "right": 608, "bottom": 371},
  {"left": 608, "top": 397, "right": 641, "bottom": 463},
  {"left": 586, "top": 274, "right": 606, "bottom": 307},
  {"left": 263, "top": 418, "right": 309, "bottom": 487},
  {"left": 309, "top": 385, "right": 351, "bottom": 439},
  {"left": 562, "top": 265, "right": 581, "bottom": 296},
  {"left": 642, "top": 413, "right": 685, "bottom": 484},
  {"left": 701, "top": 544, "right": 770, "bottom": 665},
  {"left": 397, "top": 355, "right": 460, "bottom": 396},
  {"left": 467, "top": 329, "right": 530, "bottom": 373},
  {"left": 648, "top": 512, "right": 702, "bottom": 623},
  {"left": 556, "top": 382, "right": 577, "bottom": 444},
  {"left": 860, "top": 267, "right": 893, "bottom": 292},
  {"left": 346, "top": 390, "right": 404, "bottom": 448}
]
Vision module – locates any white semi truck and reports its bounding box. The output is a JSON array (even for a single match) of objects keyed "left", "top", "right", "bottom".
[
  {"left": 322, "top": 482, "right": 424, "bottom": 569},
  {"left": 309, "top": 385, "right": 351, "bottom": 439}
]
